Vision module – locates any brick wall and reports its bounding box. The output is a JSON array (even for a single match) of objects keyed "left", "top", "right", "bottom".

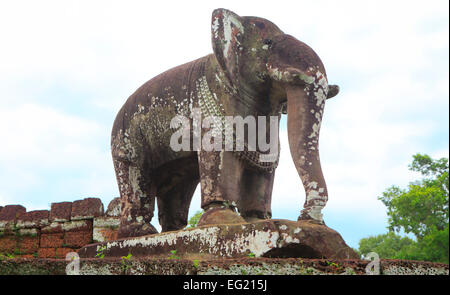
[{"left": 0, "top": 197, "right": 121, "bottom": 259}]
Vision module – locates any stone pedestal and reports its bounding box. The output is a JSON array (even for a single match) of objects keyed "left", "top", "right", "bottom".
[{"left": 77, "top": 219, "right": 358, "bottom": 260}]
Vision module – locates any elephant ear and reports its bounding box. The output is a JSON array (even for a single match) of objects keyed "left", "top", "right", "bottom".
[{"left": 211, "top": 8, "right": 244, "bottom": 82}]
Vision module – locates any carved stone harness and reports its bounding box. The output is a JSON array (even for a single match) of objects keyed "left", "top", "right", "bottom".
[{"left": 195, "top": 76, "right": 280, "bottom": 172}]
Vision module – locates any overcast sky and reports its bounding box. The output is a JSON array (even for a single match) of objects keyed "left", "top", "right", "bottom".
[{"left": 0, "top": 0, "right": 448, "bottom": 248}]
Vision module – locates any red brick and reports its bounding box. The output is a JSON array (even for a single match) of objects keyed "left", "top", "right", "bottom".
[
  {"left": 49, "top": 202, "right": 72, "bottom": 222},
  {"left": 0, "top": 205, "right": 26, "bottom": 222},
  {"left": 40, "top": 233, "right": 64, "bottom": 248},
  {"left": 18, "top": 236, "right": 39, "bottom": 254},
  {"left": 55, "top": 248, "right": 77, "bottom": 259},
  {"left": 64, "top": 231, "right": 92, "bottom": 248},
  {"left": 0, "top": 235, "right": 17, "bottom": 252},
  {"left": 71, "top": 198, "right": 104, "bottom": 220},
  {"left": 16, "top": 210, "right": 49, "bottom": 228},
  {"left": 38, "top": 248, "right": 56, "bottom": 258}
]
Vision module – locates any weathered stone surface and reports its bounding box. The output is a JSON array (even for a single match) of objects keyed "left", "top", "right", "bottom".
[
  {"left": 71, "top": 198, "right": 104, "bottom": 220},
  {"left": 197, "top": 207, "right": 246, "bottom": 226},
  {"left": 41, "top": 222, "right": 64, "bottom": 234},
  {"left": 93, "top": 228, "right": 119, "bottom": 243},
  {"left": 93, "top": 217, "right": 120, "bottom": 243},
  {"left": 49, "top": 202, "right": 72, "bottom": 222},
  {"left": 0, "top": 257, "right": 447, "bottom": 275},
  {"left": 39, "top": 220, "right": 93, "bottom": 248},
  {"left": 105, "top": 198, "right": 121, "bottom": 217},
  {"left": 16, "top": 210, "right": 49, "bottom": 229},
  {"left": 63, "top": 220, "right": 93, "bottom": 233},
  {"left": 78, "top": 219, "right": 358, "bottom": 260},
  {"left": 41, "top": 220, "right": 93, "bottom": 234},
  {"left": 0, "top": 205, "right": 26, "bottom": 223},
  {"left": 17, "top": 228, "right": 39, "bottom": 237}
]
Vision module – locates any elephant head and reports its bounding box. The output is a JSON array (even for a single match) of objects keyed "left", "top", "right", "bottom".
[{"left": 211, "top": 9, "right": 339, "bottom": 223}]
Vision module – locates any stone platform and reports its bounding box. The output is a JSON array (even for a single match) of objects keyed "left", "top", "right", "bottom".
[
  {"left": 1, "top": 257, "right": 448, "bottom": 275},
  {"left": 78, "top": 219, "right": 359, "bottom": 260}
]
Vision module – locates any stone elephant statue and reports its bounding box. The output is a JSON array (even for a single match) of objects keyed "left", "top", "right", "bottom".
[{"left": 111, "top": 8, "right": 339, "bottom": 238}]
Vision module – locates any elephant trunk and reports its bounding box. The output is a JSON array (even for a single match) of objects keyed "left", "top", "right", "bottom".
[{"left": 286, "top": 81, "right": 328, "bottom": 224}]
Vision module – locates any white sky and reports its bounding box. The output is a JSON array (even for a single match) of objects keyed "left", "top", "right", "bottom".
[{"left": 0, "top": 0, "right": 448, "bottom": 248}]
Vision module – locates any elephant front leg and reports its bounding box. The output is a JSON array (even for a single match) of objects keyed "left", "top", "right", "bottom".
[
  {"left": 113, "top": 158, "right": 159, "bottom": 238},
  {"left": 197, "top": 150, "right": 246, "bottom": 226}
]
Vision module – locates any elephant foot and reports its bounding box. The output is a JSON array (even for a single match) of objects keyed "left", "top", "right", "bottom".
[
  {"left": 297, "top": 217, "right": 325, "bottom": 225},
  {"left": 241, "top": 210, "right": 271, "bottom": 223},
  {"left": 298, "top": 207, "right": 326, "bottom": 225},
  {"left": 243, "top": 216, "right": 265, "bottom": 223},
  {"left": 298, "top": 213, "right": 325, "bottom": 226},
  {"left": 117, "top": 222, "right": 159, "bottom": 239},
  {"left": 198, "top": 203, "right": 246, "bottom": 226}
]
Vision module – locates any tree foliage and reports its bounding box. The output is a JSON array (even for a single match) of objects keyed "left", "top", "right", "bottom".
[
  {"left": 359, "top": 153, "right": 449, "bottom": 264},
  {"left": 378, "top": 153, "right": 448, "bottom": 240},
  {"left": 358, "top": 232, "right": 415, "bottom": 259},
  {"left": 187, "top": 210, "right": 203, "bottom": 228}
]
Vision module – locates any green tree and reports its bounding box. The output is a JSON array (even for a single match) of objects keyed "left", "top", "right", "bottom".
[
  {"left": 378, "top": 154, "right": 448, "bottom": 240},
  {"left": 412, "top": 224, "right": 449, "bottom": 263},
  {"left": 187, "top": 210, "right": 203, "bottom": 228},
  {"left": 358, "top": 232, "right": 415, "bottom": 259},
  {"left": 359, "top": 153, "right": 449, "bottom": 264}
]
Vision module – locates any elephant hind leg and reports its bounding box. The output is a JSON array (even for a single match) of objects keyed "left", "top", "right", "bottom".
[
  {"left": 155, "top": 156, "right": 200, "bottom": 232},
  {"left": 157, "top": 177, "right": 199, "bottom": 232},
  {"left": 238, "top": 168, "right": 275, "bottom": 222},
  {"left": 113, "top": 157, "right": 158, "bottom": 238}
]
